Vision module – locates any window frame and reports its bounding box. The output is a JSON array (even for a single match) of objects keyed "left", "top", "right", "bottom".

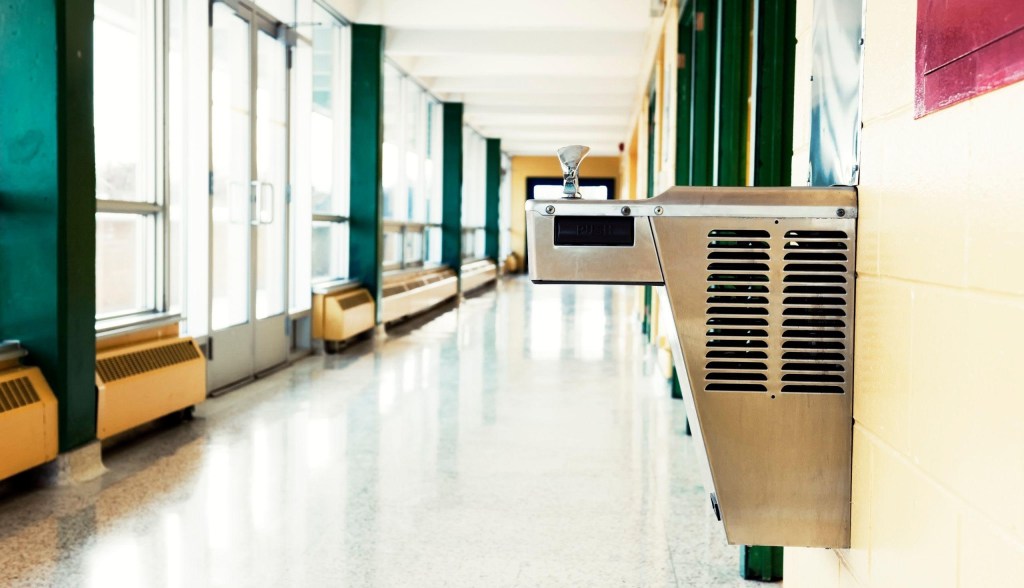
[
  {"left": 94, "top": 0, "right": 171, "bottom": 324},
  {"left": 307, "top": 1, "right": 352, "bottom": 287},
  {"left": 381, "top": 59, "right": 444, "bottom": 271},
  {"left": 460, "top": 126, "right": 488, "bottom": 262}
]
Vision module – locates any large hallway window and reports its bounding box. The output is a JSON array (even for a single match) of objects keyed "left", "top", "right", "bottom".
[
  {"left": 307, "top": 4, "right": 351, "bottom": 286},
  {"left": 461, "top": 127, "right": 487, "bottom": 260},
  {"left": 382, "top": 63, "right": 443, "bottom": 270},
  {"left": 94, "top": 0, "right": 163, "bottom": 319}
]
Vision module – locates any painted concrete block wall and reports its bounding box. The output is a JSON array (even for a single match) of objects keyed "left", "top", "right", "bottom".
[{"left": 786, "top": 1, "right": 1024, "bottom": 587}]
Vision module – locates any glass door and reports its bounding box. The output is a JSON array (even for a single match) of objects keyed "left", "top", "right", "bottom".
[
  {"left": 208, "top": 1, "right": 290, "bottom": 391},
  {"left": 252, "top": 26, "right": 289, "bottom": 373}
]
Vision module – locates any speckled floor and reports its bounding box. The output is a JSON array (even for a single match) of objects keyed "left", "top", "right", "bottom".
[{"left": 0, "top": 278, "right": 767, "bottom": 587}]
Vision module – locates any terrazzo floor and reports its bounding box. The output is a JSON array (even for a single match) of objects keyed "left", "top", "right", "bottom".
[{"left": 0, "top": 278, "right": 769, "bottom": 587}]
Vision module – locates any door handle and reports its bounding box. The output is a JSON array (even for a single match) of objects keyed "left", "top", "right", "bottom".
[
  {"left": 259, "top": 182, "right": 275, "bottom": 225},
  {"left": 250, "top": 181, "right": 275, "bottom": 225},
  {"left": 249, "top": 180, "right": 261, "bottom": 226}
]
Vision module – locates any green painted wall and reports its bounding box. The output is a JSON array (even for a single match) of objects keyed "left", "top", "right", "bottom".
[
  {"left": 348, "top": 24, "right": 384, "bottom": 323},
  {"left": 441, "top": 103, "right": 464, "bottom": 277},
  {"left": 484, "top": 138, "right": 501, "bottom": 260},
  {"left": 0, "top": 0, "right": 97, "bottom": 451}
]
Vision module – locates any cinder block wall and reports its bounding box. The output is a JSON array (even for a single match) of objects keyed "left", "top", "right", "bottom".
[{"left": 787, "top": 1, "right": 1024, "bottom": 587}]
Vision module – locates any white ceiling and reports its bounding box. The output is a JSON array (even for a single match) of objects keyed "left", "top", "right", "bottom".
[{"left": 337, "top": 0, "right": 654, "bottom": 156}]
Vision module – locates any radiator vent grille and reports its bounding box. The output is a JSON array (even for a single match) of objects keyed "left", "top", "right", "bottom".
[
  {"left": 704, "top": 230, "right": 771, "bottom": 392},
  {"left": 781, "top": 230, "right": 850, "bottom": 394},
  {"left": 339, "top": 290, "right": 372, "bottom": 310},
  {"left": 97, "top": 341, "right": 201, "bottom": 383},
  {"left": 0, "top": 377, "right": 40, "bottom": 413}
]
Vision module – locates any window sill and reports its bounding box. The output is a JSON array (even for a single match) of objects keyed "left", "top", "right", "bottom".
[
  {"left": 382, "top": 262, "right": 446, "bottom": 279},
  {"left": 96, "top": 312, "right": 182, "bottom": 341},
  {"left": 311, "top": 278, "right": 361, "bottom": 296},
  {"left": 0, "top": 341, "right": 27, "bottom": 363}
]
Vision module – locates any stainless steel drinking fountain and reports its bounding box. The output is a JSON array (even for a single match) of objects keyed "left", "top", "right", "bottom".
[{"left": 527, "top": 146, "right": 857, "bottom": 548}]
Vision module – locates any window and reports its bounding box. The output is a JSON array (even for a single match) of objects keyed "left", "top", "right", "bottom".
[
  {"left": 425, "top": 100, "right": 444, "bottom": 263},
  {"left": 305, "top": 4, "right": 351, "bottom": 288},
  {"left": 527, "top": 177, "right": 615, "bottom": 201},
  {"left": 382, "top": 63, "right": 443, "bottom": 270},
  {"left": 461, "top": 127, "right": 488, "bottom": 260},
  {"left": 288, "top": 1, "right": 352, "bottom": 316},
  {"left": 257, "top": 0, "right": 294, "bottom": 23},
  {"left": 94, "top": 0, "right": 194, "bottom": 323},
  {"left": 94, "top": 0, "right": 165, "bottom": 319}
]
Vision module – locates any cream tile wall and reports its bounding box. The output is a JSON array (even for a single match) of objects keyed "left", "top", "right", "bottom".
[{"left": 785, "top": 1, "right": 1024, "bottom": 586}]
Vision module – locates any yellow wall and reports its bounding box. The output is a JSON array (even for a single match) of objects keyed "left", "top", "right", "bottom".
[
  {"left": 787, "top": 2, "right": 1024, "bottom": 587},
  {"left": 508, "top": 155, "right": 621, "bottom": 264}
]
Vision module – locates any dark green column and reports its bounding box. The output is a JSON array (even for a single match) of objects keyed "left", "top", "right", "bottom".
[
  {"left": 348, "top": 24, "right": 384, "bottom": 323},
  {"left": 0, "top": 0, "right": 97, "bottom": 451},
  {"left": 441, "top": 102, "right": 464, "bottom": 279},
  {"left": 483, "top": 138, "right": 501, "bottom": 261}
]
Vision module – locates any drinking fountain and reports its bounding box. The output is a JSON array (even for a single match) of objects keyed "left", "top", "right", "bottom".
[
  {"left": 526, "top": 145, "right": 858, "bottom": 548},
  {"left": 557, "top": 144, "right": 590, "bottom": 199}
]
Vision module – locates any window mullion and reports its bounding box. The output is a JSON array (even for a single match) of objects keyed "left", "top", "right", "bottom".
[{"left": 156, "top": 0, "right": 169, "bottom": 313}]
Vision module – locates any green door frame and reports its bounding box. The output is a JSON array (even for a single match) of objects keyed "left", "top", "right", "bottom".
[
  {"left": 717, "top": 0, "right": 754, "bottom": 187},
  {"left": 676, "top": 0, "right": 796, "bottom": 579},
  {"left": 754, "top": 0, "right": 797, "bottom": 187},
  {"left": 690, "top": 0, "right": 717, "bottom": 187},
  {"left": 675, "top": 3, "right": 694, "bottom": 187}
]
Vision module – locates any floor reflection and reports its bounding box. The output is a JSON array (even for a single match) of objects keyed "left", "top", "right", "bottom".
[{"left": 0, "top": 277, "right": 759, "bottom": 587}]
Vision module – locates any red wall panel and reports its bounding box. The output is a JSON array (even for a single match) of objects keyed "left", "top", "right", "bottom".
[{"left": 916, "top": 0, "right": 1024, "bottom": 117}]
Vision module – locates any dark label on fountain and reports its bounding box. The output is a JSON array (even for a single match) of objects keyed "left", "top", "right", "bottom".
[{"left": 554, "top": 216, "right": 634, "bottom": 246}]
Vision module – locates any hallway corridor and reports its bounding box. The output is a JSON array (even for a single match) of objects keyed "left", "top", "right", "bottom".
[{"left": 0, "top": 279, "right": 755, "bottom": 587}]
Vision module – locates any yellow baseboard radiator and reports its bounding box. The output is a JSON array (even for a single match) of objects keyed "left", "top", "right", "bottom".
[
  {"left": 312, "top": 283, "right": 376, "bottom": 343},
  {"left": 95, "top": 322, "right": 205, "bottom": 440},
  {"left": 0, "top": 341, "right": 58, "bottom": 481},
  {"left": 381, "top": 266, "right": 458, "bottom": 323},
  {"left": 461, "top": 259, "right": 498, "bottom": 293}
]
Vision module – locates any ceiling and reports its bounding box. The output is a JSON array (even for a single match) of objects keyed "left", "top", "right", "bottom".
[{"left": 332, "top": 0, "right": 654, "bottom": 157}]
